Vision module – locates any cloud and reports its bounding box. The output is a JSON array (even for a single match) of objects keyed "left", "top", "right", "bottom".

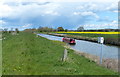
[
  {"left": 106, "top": 2, "right": 118, "bottom": 12},
  {"left": 2, "top": 0, "right": 119, "bottom": 3},
  {"left": 0, "top": 20, "right": 6, "bottom": 29},
  {"left": 20, "top": 2, "right": 51, "bottom": 6},
  {"left": 0, "top": 1, "right": 60, "bottom": 18},
  {"left": 0, "top": 3, "right": 13, "bottom": 17},
  {"left": 78, "top": 21, "right": 118, "bottom": 30},
  {"left": 44, "top": 10, "right": 59, "bottom": 16},
  {"left": 76, "top": 2, "right": 118, "bottom": 13},
  {"left": 113, "top": 10, "right": 120, "bottom": 13},
  {"left": 76, "top": 3, "right": 103, "bottom": 12},
  {"left": 16, "top": 24, "right": 32, "bottom": 30},
  {"left": 0, "top": 1, "right": 61, "bottom": 28},
  {"left": 0, "top": 1, "right": 118, "bottom": 30},
  {"left": 82, "top": 24, "right": 118, "bottom": 30},
  {"left": 112, "top": 20, "right": 118, "bottom": 24},
  {"left": 22, "top": 24, "right": 32, "bottom": 28},
  {"left": 73, "top": 11, "right": 99, "bottom": 19},
  {"left": 0, "top": 20, "right": 6, "bottom": 25},
  {"left": 3, "top": 1, "right": 51, "bottom": 6}
]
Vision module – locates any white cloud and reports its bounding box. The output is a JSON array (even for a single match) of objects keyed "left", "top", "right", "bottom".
[
  {"left": 83, "top": 24, "right": 118, "bottom": 29},
  {"left": 1, "top": 0, "right": 119, "bottom": 3},
  {"left": 0, "top": 3, "right": 13, "bottom": 17},
  {"left": 84, "top": 3, "right": 101, "bottom": 12},
  {"left": 73, "top": 11, "right": 99, "bottom": 19},
  {"left": 0, "top": 20, "right": 6, "bottom": 25},
  {"left": 112, "top": 20, "right": 118, "bottom": 24},
  {"left": 82, "top": 21, "right": 118, "bottom": 29},
  {"left": 22, "top": 24, "right": 32, "bottom": 28},
  {"left": 106, "top": 2, "right": 118, "bottom": 12},
  {"left": 44, "top": 10, "right": 59, "bottom": 15},
  {"left": 0, "top": 0, "right": 118, "bottom": 30},
  {"left": 113, "top": 10, "right": 120, "bottom": 13},
  {"left": 0, "top": 1, "right": 60, "bottom": 18},
  {"left": 1, "top": 0, "right": 47, "bottom": 3},
  {"left": 0, "top": 1, "right": 117, "bottom": 19},
  {"left": 0, "top": 20, "right": 6, "bottom": 29},
  {"left": 76, "top": 2, "right": 118, "bottom": 13}
]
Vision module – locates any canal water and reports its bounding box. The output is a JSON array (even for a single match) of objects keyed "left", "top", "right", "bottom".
[{"left": 37, "top": 34, "right": 120, "bottom": 59}]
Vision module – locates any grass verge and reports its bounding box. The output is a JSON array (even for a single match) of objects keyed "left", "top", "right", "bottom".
[{"left": 2, "top": 32, "right": 118, "bottom": 75}]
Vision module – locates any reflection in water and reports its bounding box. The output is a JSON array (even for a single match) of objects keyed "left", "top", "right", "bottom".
[{"left": 37, "top": 34, "right": 119, "bottom": 59}]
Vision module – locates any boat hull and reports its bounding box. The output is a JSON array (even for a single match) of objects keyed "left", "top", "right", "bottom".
[{"left": 62, "top": 37, "right": 76, "bottom": 44}]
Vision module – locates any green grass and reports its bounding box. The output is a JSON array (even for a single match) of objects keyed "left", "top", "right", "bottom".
[
  {"left": 0, "top": 40, "right": 2, "bottom": 76},
  {"left": 2, "top": 32, "right": 118, "bottom": 75},
  {"left": 0, "top": 32, "right": 2, "bottom": 76}
]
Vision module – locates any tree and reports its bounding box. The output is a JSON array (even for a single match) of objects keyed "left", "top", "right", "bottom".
[
  {"left": 65, "top": 29, "right": 68, "bottom": 32},
  {"left": 15, "top": 28, "right": 19, "bottom": 33},
  {"left": 8, "top": 28, "right": 13, "bottom": 33},
  {"left": 77, "top": 26, "right": 84, "bottom": 31},
  {"left": 38, "top": 26, "right": 54, "bottom": 32},
  {"left": 3, "top": 28, "right": 8, "bottom": 33},
  {"left": 11, "top": 28, "right": 14, "bottom": 32},
  {"left": 38, "top": 26, "right": 43, "bottom": 32},
  {"left": 57, "top": 27, "right": 64, "bottom": 31}
]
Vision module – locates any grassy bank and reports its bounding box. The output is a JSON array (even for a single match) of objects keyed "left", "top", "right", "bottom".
[
  {"left": 62, "top": 33, "right": 118, "bottom": 39},
  {"left": 2, "top": 32, "right": 118, "bottom": 75},
  {"left": 0, "top": 40, "right": 2, "bottom": 76}
]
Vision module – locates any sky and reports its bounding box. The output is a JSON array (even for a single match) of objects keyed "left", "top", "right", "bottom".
[{"left": 0, "top": 0, "right": 119, "bottom": 30}]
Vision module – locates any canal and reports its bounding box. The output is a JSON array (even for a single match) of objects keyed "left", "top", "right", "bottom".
[{"left": 37, "top": 34, "right": 120, "bottom": 59}]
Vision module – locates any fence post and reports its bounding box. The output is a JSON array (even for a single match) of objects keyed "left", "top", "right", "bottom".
[
  {"left": 62, "top": 49, "right": 68, "bottom": 61},
  {"left": 36, "top": 34, "right": 39, "bottom": 37}
]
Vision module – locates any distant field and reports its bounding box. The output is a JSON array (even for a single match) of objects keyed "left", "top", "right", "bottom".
[
  {"left": 57, "top": 32, "right": 119, "bottom": 39},
  {"left": 2, "top": 32, "right": 118, "bottom": 75},
  {"left": 56, "top": 31, "right": 119, "bottom": 39},
  {"left": 60, "top": 33, "right": 118, "bottom": 39},
  {"left": 57, "top": 32, "right": 119, "bottom": 34}
]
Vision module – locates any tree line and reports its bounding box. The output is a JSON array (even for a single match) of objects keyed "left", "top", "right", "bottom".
[
  {"left": 24, "top": 27, "right": 68, "bottom": 32},
  {"left": 1, "top": 26, "right": 119, "bottom": 33},
  {"left": 2, "top": 28, "right": 19, "bottom": 33},
  {"left": 24, "top": 26, "right": 119, "bottom": 32}
]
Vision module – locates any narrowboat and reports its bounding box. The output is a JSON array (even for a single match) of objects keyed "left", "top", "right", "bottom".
[{"left": 62, "top": 37, "right": 76, "bottom": 44}]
